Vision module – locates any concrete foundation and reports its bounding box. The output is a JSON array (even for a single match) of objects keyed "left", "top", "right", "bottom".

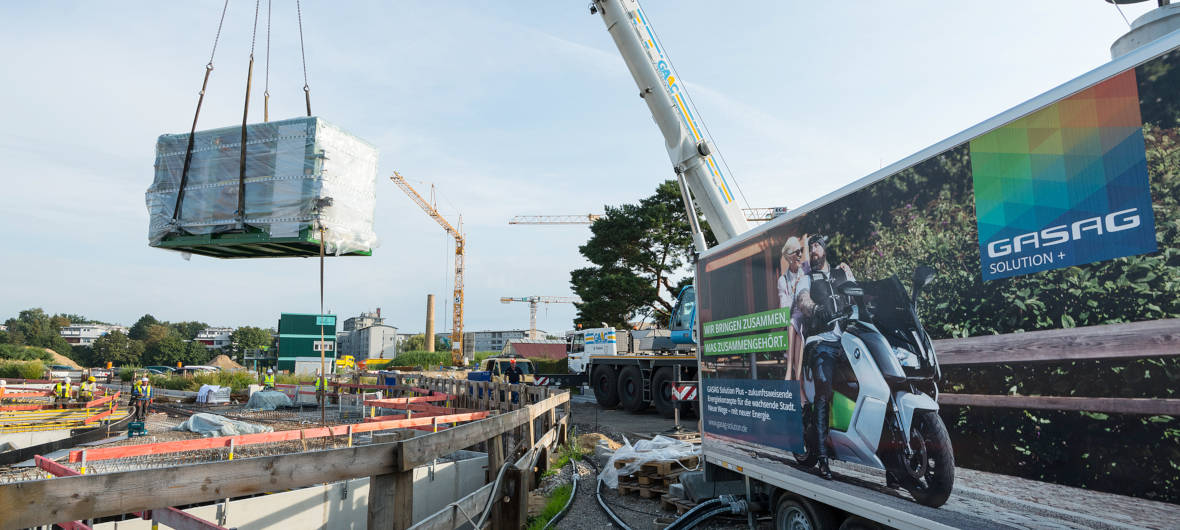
[
  {"left": 0, "top": 429, "right": 72, "bottom": 451},
  {"left": 92, "top": 450, "right": 488, "bottom": 529}
]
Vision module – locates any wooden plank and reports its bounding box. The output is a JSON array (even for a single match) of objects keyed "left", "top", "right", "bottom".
[
  {"left": 369, "top": 433, "right": 404, "bottom": 530},
  {"left": 939, "top": 393, "right": 1180, "bottom": 415},
  {"left": 68, "top": 411, "right": 485, "bottom": 463},
  {"left": 151, "top": 506, "right": 232, "bottom": 530},
  {"left": 364, "top": 395, "right": 450, "bottom": 406},
  {"left": 2, "top": 440, "right": 401, "bottom": 528},
  {"left": 393, "top": 465, "right": 414, "bottom": 530},
  {"left": 84, "top": 392, "right": 119, "bottom": 409},
  {"left": 935, "top": 318, "right": 1180, "bottom": 366},
  {"left": 82, "top": 408, "right": 115, "bottom": 424},
  {"left": 397, "top": 392, "right": 568, "bottom": 471},
  {"left": 363, "top": 411, "right": 488, "bottom": 424}
]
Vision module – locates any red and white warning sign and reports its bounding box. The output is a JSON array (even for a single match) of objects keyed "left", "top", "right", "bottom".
[
  {"left": 534, "top": 377, "right": 550, "bottom": 386},
  {"left": 672, "top": 383, "right": 697, "bottom": 401}
]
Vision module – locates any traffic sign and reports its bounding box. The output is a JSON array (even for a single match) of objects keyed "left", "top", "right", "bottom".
[
  {"left": 672, "top": 383, "right": 697, "bottom": 401},
  {"left": 534, "top": 377, "right": 550, "bottom": 386}
]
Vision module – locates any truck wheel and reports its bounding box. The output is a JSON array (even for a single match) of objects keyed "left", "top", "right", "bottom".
[
  {"left": 617, "top": 365, "right": 649, "bottom": 412},
  {"left": 651, "top": 368, "right": 675, "bottom": 418},
  {"left": 774, "top": 495, "right": 835, "bottom": 530},
  {"left": 592, "top": 366, "right": 619, "bottom": 409}
]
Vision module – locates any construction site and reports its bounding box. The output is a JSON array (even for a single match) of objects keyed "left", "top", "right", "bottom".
[{"left": 6, "top": 0, "right": 1180, "bottom": 529}]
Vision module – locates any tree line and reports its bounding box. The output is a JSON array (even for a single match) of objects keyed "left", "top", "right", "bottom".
[{"left": 0, "top": 308, "right": 272, "bottom": 368}]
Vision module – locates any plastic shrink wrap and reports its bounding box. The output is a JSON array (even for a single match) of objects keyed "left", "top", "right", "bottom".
[{"left": 146, "top": 116, "right": 378, "bottom": 257}]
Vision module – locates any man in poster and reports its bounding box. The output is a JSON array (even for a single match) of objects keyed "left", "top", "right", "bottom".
[{"left": 797, "top": 235, "right": 855, "bottom": 480}]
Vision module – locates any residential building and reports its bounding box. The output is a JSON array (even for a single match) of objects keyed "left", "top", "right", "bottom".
[
  {"left": 462, "top": 329, "right": 542, "bottom": 356},
  {"left": 59, "top": 323, "right": 128, "bottom": 346},
  {"left": 277, "top": 313, "right": 337, "bottom": 374},
  {"left": 196, "top": 327, "right": 235, "bottom": 351},
  {"left": 501, "top": 339, "right": 566, "bottom": 359}
]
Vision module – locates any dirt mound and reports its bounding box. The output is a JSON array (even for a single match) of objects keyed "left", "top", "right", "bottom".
[
  {"left": 208, "top": 354, "right": 245, "bottom": 370},
  {"left": 578, "top": 432, "right": 620, "bottom": 454},
  {"left": 44, "top": 348, "right": 82, "bottom": 369}
]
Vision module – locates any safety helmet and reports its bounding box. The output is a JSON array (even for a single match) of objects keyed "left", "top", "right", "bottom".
[
  {"left": 64, "top": 377, "right": 71, "bottom": 383},
  {"left": 510, "top": 358, "right": 517, "bottom": 364},
  {"left": 267, "top": 369, "right": 274, "bottom": 374},
  {"left": 88, "top": 376, "right": 96, "bottom": 382},
  {"left": 141, "top": 376, "right": 150, "bottom": 382}
]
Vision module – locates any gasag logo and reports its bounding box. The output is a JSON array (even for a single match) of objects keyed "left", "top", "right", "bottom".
[{"left": 970, "top": 69, "right": 1157, "bottom": 281}]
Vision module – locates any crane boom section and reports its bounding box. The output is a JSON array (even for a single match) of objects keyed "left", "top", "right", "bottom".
[
  {"left": 594, "top": 0, "right": 749, "bottom": 244},
  {"left": 391, "top": 171, "right": 466, "bottom": 365}
]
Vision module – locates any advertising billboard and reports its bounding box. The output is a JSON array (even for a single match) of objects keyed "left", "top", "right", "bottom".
[{"left": 696, "top": 41, "right": 1180, "bottom": 512}]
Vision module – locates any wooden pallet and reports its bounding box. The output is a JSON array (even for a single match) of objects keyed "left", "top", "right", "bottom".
[
  {"left": 659, "top": 493, "right": 698, "bottom": 514},
  {"left": 618, "top": 483, "right": 668, "bottom": 499},
  {"left": 639, "top": 455, "right": 699, "bottom": 476}
]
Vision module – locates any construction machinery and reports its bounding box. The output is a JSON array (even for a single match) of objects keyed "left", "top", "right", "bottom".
[
  {"left": 498, "top": 296, "right": 581, "bottom": 339},
  {"left": 390, "top": 171, "right": 467, "bottom": 366}
]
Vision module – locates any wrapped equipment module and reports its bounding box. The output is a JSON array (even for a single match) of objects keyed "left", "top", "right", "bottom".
[{"left": 146, "top": 116, "right": 379, "bottom": 258}]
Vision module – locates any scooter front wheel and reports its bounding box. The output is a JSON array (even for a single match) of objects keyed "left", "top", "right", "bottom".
[{"left": 902, "top": 411, "right": 955, "bottom": 507}]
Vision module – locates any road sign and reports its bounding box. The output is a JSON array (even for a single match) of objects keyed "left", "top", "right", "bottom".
[{"left": 672, "top": 383, "right": 697, "bottom": 401}]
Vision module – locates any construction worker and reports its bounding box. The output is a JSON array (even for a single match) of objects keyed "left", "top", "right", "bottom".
[
  {"left": 314, "top": 371, "right": 328, "bottom": 408},
  {"left": 262, "top": 369, "right": 275, "bottom": 390},
  {"left": 54, "top": 377, "right": 72, "bottom": 404},
  {"left": 79, "top": 376, "right": 97, "bottom": 402},
  {"left": 0, "top": 379, "right": 6, "bottom": 401},
  {"left": 131, "top": 376, "right": 152, "bottom": 421}
]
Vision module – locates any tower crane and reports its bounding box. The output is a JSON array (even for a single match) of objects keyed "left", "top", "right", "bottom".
[
  {"left": 500, "top": 296, "right": 582, "bottom": 339},
  {"left": 508, "top": 207, "right": 785, "bottom": 225},
  {"left": 391, "top": 171, "right": 467, "bottom": 366}
]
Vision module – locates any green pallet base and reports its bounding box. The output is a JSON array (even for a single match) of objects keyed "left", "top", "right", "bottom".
[{"left": 153, "top": 227, "right": 372, "bottom": 259}]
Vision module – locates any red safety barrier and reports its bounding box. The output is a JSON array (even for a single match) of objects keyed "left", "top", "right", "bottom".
[
  {"left": 83, "top": 407, "right": 115, "bottom": 424},
  {"left": 68, "top": 411, "right": 491, "bottom": 463},
  {"left": 84, "top": 392, "right": 119, "bottom": 409}
]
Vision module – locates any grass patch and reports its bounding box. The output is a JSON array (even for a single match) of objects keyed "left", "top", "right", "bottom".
[
  {"left": 0, "top": 360, "right": 46, "bottom": 380},
  {"left": 526, "top": 483, "right": 573, "bottom": 530},
  {"left": 389, "top": 351, "right": 454, "bottom": 368}
]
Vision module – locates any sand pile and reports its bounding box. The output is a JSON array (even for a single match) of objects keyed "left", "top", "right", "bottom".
[
  {"left": 208, "top": 354, "right": 245, "bottom": 370},
  {"left": 578, "top": 432, "right": 620, "bottom": 454},
  {"left": 44, "top": 348, "right": 82, "bottom": 369}
]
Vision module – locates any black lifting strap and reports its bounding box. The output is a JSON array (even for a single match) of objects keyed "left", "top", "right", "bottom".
[
  {"left": 237, "top": 0, "right": 262, "bottom": 229},
  {"left": 172, "top": 0, "right": 230, "bottom": 227}
]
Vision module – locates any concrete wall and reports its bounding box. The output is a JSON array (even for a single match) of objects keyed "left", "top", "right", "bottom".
[
  {"left": 92, "top": 451, "right": 488, "bottom": 529},
  {"left": 0, "top": 428, "right": 72, "bottom": 450}
]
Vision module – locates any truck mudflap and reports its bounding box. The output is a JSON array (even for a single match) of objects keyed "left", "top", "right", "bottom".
[{"left": 534, "top": 373, "right": 587, "bottom": 387}]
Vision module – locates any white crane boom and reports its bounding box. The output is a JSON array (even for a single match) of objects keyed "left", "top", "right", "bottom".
[
  {"left": 592, "top": 0, "right": 750, "bottom": 249},
  {"left": 500, "top": 296, "right": 582, "bottom": 339}
]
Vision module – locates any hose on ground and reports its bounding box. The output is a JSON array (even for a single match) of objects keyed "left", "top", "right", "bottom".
[
  {"left": 473, "top": 460, "right": 512, "bottom": 529},
  {"left": 663, "top": 495, "right": 747, "bottom": 530},
  {"left": 542, "top": 457, "right": 579, "bottom": 530},
  {"left": 586, "top": 455, "right": 633, "bottom": 530}
]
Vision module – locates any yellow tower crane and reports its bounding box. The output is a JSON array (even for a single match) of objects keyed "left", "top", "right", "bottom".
[
  {"left": 499, "top": 296, "right": 582, "bottom": 339},
  {"left": 391, "top": 171, "right": 466, "bottom": 366}
]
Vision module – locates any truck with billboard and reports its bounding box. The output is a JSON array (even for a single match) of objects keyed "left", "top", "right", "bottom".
[{"left": 592, "top": 0, "right": 1180, "bottom": 526}]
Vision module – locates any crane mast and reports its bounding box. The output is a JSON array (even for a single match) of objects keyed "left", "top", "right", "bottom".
[
  {"left": 391, "top": 171, "right": 467, "bottom": 366},
  {"left": 592, "top": 0, "right": 750, "bottom": 249}
]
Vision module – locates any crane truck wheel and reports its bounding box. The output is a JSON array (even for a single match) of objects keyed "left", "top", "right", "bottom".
[
  {"left": 617, "top": 365, "right": 649, "bottom": 412},
  {"left": 592, "top": 366, "right": 620, "bottom": 408},
  {"left": 774, "top": 495, "right": 835, "bottom": 530},
  {"left": 651, "top": 368, "right": 675, "bottom": 418}
]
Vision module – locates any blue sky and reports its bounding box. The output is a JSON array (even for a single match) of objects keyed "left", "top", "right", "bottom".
[{"left": 0, "top": 1, "right": 1157, "bottom": 335}]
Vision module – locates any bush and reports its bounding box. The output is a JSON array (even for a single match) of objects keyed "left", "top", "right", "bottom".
[
  {"left": 390, "top": 351, "right": 453, "bottom": 368},
  {"left": 194, "top": 371, "right": 259, "bottom": 391},
  {"left": 0, "top": 360, "right": 46, "bottom": 380},
  {"left": 118, "top": 367, "right": 140, "bottom": 382},
  {"left": 528, "top": 357, "right": 567, "bottom": 374},
  {"left": 0, "top": 344, "right": 53, "bottom": 363}
]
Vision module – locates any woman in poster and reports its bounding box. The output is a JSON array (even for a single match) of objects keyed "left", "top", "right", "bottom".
[{"left": 777, "top": 235, "right": 810, "bottom": 382}]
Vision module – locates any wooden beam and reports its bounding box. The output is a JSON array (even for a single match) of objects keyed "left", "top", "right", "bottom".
[
  {"left": 365, "top": 395, "right": 450, "bottom": 406},
  {"left": 397, "top": 392, "right": 569, "bottom": 471},
  {"left": 2, "top": 440, "right": 401, "bottom": 528},
  {"left": 363, "top": 411, "right": 488, "bottom": 424},
  {"left": 151, "top": 506, "right": 232, "bottom": 530},
  {"left": 939, "top": 393, "right": 1180, "bottom": 415},
  {"left": 935, "top": 318, "right": 1180, "bottom": 366}
]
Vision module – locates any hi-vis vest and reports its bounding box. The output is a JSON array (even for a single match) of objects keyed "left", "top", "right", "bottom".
[
  {"left": 264, "top": 374, "right": 275, "bottom": 387},
  {"left": 315, "top": 377, "right": 325, "bottom": 390},
  {"left": 81, "top": 381, "right": 95, "bottom": 394},
  {"left": 133, "top": 383, "right": 151, "bottom": 400},
  {"left": 54, "top": 382, "right": 70, "bottom": 398}
]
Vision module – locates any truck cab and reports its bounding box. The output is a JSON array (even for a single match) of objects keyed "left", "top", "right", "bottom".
[
  {"left": 565, "top": 327, "right": 619, "bottom": 374},
  {"left": 468, "top": 355, "right": 535, "bottom": 384},
  {"left": 669, "top": 285, "right": 696, "bottom": 345}
]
